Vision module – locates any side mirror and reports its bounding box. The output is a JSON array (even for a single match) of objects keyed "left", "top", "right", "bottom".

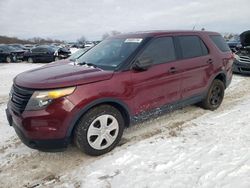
[{"left": 132, "top": 57, "right": 153, "bottom": 71}]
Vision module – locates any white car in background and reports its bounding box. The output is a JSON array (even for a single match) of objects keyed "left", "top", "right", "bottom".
[{"left": 84, "top": 41, "right": 95, "bottom": 48}]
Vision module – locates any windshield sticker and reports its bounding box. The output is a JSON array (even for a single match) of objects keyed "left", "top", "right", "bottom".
[{"left": 124, "top": 38, "right": 143, "bottom": 43}]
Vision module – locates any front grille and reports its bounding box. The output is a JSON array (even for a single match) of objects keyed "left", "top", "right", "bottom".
[
  {"left": 239, "top": 56, "right": 250, "bottom": 64},
  {"left": 10, "top": 85, "right": 34, "bottom": 114},
  {"left": 241, "top": 67, "right": 250, "bottom": 72}
]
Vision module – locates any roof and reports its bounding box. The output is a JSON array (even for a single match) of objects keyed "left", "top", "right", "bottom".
[{"left": 112, "top": 30, "right": 219, "bottom": 38}]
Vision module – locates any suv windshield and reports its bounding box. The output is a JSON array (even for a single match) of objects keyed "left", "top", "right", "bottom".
[{"left": 77, "top": 38, "right": 143, "bottom": 70}]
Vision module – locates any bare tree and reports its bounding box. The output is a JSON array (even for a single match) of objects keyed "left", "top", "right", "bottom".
[
  {"left": 102, "top": 33, "right": 110, "bottom": 40},
  {"left": 102, "top": 30, "right": 121, "bottom": 40},
  {"left": 77, "top": 36, "right": 87, "bottom": 44},
  {"left": 111, "top": 30, "right": 121, "bottom": 36}
]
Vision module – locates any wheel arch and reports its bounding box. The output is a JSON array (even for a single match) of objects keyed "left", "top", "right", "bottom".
[
  {"left": 214, "top": 72, "right": 227, "bottom": 88},
  {"left": 66, "top": 98, "right": 131, "bottom": 138}
]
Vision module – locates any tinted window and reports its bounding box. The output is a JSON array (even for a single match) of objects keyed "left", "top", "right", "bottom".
[
  {"left": 40, "top": 47, "right": 49, "bottom": 53},
  {"left": 139, "top": 37, "right": 176, "bottom": 64},
  {"left": 32, "top": 48, "right": 42, "bottom": 53},
  {"left": 178, "top": 36, "right": 208, "bottom": 59},
  {"left": 210, "top": 35, "right": 231, "bottom": 52}
]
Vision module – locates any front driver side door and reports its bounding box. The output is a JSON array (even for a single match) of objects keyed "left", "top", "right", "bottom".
[{"left": 130, "top": 36, "right": 182, "bottom": 115}]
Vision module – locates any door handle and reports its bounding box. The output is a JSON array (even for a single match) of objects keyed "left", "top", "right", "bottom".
[
  {"left": 168, "top": 67, "right": 177, "bottom": 73},
  {"left": 207, "top": 59, "right": 213, "bottom": 64}
]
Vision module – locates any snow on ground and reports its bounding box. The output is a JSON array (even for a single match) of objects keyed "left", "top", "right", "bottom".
[
  {"left": 0, "top": 63, "right": 250, "bottom": 188},
  {"left": 0, "top": 63, "right": 43, "bottom": 97},
  {"left": 61, "top": 98, "right": 250, "bottom": 188}
]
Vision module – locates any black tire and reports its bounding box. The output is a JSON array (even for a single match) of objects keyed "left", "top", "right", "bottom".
[
  {"left": 6, "top": 56, "right": 11, "bottom": 63},
  {"left": 200, "top": 79, "right": 225, "bottom": 110},
  {"left": 27, "top": 57, "right": 33, "bottom": 63},
  {"left": 74, "top": 105, "right": 125, "bottom": 156}
]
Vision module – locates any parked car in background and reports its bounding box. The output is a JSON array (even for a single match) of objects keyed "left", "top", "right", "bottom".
[
  {"left": 68, "top": 47, "right": 91, "bottom": 61},
  {"left": 23, "top": 45, "right": 71, "bottom": 63},
  {"left": 24, "top": 44, "right": 35, "bottom": 50},
  {"left": 233, "top": 30, "right": 250, "bottom": 74},
  {"left": 227, "top": 36, "right": 242, "bottom": 52},
  {"left": 9, "top": 44, "right": 28, "bottom": 51},
  {"left": 6, "top": 30, "right": 233, "bottom": 156},
  {"left": 0, "top": 44, "right": 25, "bottom": 63},
  {"left": 84, "top": 41, "right": 95, "bottom": 48}
]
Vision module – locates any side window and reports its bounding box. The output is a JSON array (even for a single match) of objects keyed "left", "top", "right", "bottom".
[
  {"left": 209, "top": 35, "right": 231, "bottom": 52},
  {"left": 200, "top": 39, "right": 209, "bottom": 55},
  {"left": 178, "top": 36, "right": 208, "bottom": 59},
  {"left": 40, "top": 47, "right": 49, "bottom": 53},
  {"left": 32, "top": 48, "right": 42, "bottom": 53},
  {"left": 138, "top": 37, "right": 176, "bottom": 65}
]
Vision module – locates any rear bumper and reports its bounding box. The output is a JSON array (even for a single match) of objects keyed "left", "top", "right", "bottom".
[{"left": 233, "top": 60, "right": 250, "bottom": 75}]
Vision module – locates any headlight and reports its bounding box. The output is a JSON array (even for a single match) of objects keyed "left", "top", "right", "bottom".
[
  {"left": 25, "top": 87, "right": 76, "bottom": 111},
  {"left": 236, "top": 44, "right": 242, "bottom": 48}
]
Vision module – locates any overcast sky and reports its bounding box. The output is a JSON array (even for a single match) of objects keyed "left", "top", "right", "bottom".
[{"left": 0, "top": 0, "right": 249, "bottom": 41}]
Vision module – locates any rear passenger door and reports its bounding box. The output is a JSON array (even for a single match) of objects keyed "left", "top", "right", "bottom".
[
  {"left": 130, "top": 36, "right": 182, "bottom": 114},
  {"left": 176, "top": 35, "right": 212, "bottom": 99},
  {"left": 39, "top": 47, "right": 53, "bottom": 62}
]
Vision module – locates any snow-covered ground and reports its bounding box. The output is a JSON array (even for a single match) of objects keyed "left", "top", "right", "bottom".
[{"left": 0, "top": 63, "right": 250, "bottom": 188}]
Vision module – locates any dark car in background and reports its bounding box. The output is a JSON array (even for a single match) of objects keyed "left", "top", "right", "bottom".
[
  {"left": 233, "top": 30, "right": 250, "bottom": 74},
  {"left": 23, "top": 45, "right": 71, "bottom": 63},
  {"left": 9, "top": 44, "right": 29, "bottom": 51},
  {"left": 0, "top": 44, "right": 26, "bottom": 63}
]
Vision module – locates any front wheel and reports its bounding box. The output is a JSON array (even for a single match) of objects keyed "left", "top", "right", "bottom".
[
  {"left": 74, "top": 105, "right": 125, "bottom": 156},
  {"left": 200, "top": 79, "right": 225, "bottom": 111}
]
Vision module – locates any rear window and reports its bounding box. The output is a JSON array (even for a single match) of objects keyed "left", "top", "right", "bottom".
[
  {"left": 178, "top": 36, "right": 208, "bottom": 59},
  {"left": 209, "top": 35, "right": 231, "bottom": 52}
]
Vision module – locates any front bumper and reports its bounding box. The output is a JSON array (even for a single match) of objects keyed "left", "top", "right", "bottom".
[
  {"left": 6, "top": 97, "right": 75, "bottom": 151},
  {"left": 233, "top": 60, "right": 250, "bottom": 75}
]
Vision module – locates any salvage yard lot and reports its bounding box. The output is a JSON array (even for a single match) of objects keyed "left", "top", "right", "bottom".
[{"left": 0, "top": 63, "right": 250, "bottom": 188}]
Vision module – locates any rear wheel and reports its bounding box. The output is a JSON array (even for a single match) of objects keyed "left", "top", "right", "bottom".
[
  {"left": 54, "top": 56, "right": 60, "bottom": 61},
  {"left": 200, "top": 79, "right": 225, "bottom": 110},
  {"left": 6, "top": 56, "right": 11, "bottom": 63},
  {"left": 27, "top": 57, "right": 33, "bottom": 63},
  {"left": 74, "top": 105, "right": 124, "bottom": 156}
]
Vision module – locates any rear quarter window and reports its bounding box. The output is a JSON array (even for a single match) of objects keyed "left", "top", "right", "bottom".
[{"left": 209, "top": 35, "right": 231, "bottom": 52}]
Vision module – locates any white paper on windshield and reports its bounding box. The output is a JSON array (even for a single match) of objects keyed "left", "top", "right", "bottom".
[{"left": 124, "top": 38, "right": 143, "bottom": 43}]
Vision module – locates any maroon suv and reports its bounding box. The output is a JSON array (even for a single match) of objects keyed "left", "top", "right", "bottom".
[{"left": 6, "top": 31, "right": 233, "bottom": 155}]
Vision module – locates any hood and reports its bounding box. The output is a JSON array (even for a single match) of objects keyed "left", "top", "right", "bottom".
[
  {"left": 14, "top": 60, "right": 114, "bottom": 89},
  {"left": 240, "top": 30, "right": 250, "bottom": 47}
]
